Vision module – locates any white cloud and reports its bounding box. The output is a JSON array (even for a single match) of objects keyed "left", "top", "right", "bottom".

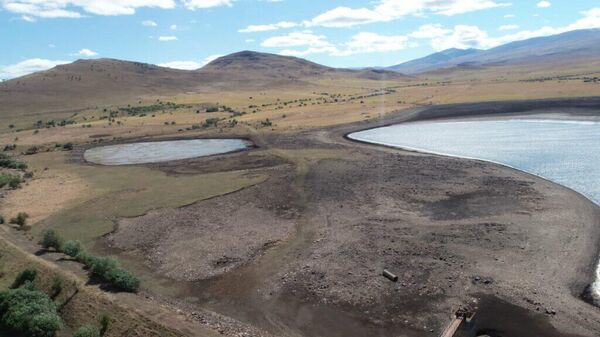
[
  {"left": 261, "top": 31, "right": 331, "bottom": 48},
  {"left": 309, "top": 7, "right": 383, "bottom": 28},
  {"left": 266, "top": 31, "right": 413, "bottom": 57},
  {"left": 0, "top": 58, "right": 70, "bottom": 79},
  {"left": 239, "top": 21, "right": 297, "bottom": 33},
  {"left": 410, "top": 7, "right": 600, "bottom": 51},
  {"left": 158, "top": 60, "right": 201, "bottom": 70},
  {"left": 504, "top": 13, "right": 515, "bottom": 18},
  {"left": 308, "top": 0, "right": 512, "bottom": 28},
  {"left": 182, "top": 0, "right": 232, "bottom": 10},
  {"left": 158, "top": 35, "right": 177, "bottom": 41},
  {"left": 430, "top": 25, "right": 491, "bottom": 50},
  {"left": 499, "top": 24, "right": 519, "bottom": 31},
  {"left": 73, "top": 48, "right": 98, "bottom": 57},
  {"left": 142, "top": 20, "right": 158, "bottom": 27},
  {"left": 201, "top": 54, "right": 224, "bottom": 66},
  {"left": 1, "top": 0, "right": 176, "bottom": 18},
  {"left": 21, "top": 15, "right": 36, "bottom": 22},
  {"left": 537, "top": 1, "right": 551, "bottom": 8},
  {"left": 338, "top": 32, "right": 410, "bottom": 56},
  {"left": 409, "top": 24, "right": 452, "bottom": 39},
  {"left": 170, "top": 24, "right": 177, "bottom": 30}
]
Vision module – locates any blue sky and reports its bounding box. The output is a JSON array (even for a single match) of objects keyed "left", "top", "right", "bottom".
[{"left": 1, "top": 0, "right": 599, "bottom": 79}]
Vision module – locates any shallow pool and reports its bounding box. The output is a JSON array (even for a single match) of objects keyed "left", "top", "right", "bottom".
[{"left": 84, "top": 139, "right": 251, "bottom": 165}]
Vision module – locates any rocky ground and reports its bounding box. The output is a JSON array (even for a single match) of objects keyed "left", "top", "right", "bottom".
[{"left": 103, "top": 98, "right": 600, "bottom": 337}]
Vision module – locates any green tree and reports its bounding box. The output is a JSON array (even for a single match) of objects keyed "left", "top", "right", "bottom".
[
  {"left": 90, "top": 256, "right": 119, "bottom": 279},
  {"left": 9, "top": 212, "right": 29, "bottom": 228},
  {"left": 11, "top": 268, "right": 37, "bottom": 289},
  {"left": 106, "top": 268, "right": 140, "bottom": 292},
  {"left": 73, "top": 325, "right": 100, "bottom": 337},
  {"left": 62, "top": 240, "right": 83, "bottom": 257},
  {"left": 40, "top": 229, "right": 63, "bottom": 251},
  {"left": 0, "top": 287, "right": 62, "bottom": 337}
]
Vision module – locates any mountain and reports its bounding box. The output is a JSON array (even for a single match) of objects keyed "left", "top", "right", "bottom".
[
  {"left": 0, "top": 58, "right": 205, "bottom": 119},
  {"left": 387, "top": 28, "right": 600, "bottom": 74},
  {"left": 0, "top": 51, "right": 406, "bottom": 123},
  {"left": 198, "top": 51, "right": 406, "bottom": 85},
  {"left": 387, "top": 48, "right": 482, "bottom": 74}
]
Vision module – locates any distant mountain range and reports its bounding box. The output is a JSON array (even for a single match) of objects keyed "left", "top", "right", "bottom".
[{"left": 386, "top": 28, "right": 600, "bottom": 74}]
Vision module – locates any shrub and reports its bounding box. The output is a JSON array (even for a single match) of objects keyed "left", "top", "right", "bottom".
[
  {"left": 106, "top": 268, "right": 140, "bottom": 292},
  {"left": 62, "top": 240, "right": 83, "bottom": 257},
  {"left": 29, "top": 312, "right": 62, "bottom": 337},
  {"left": 0, "top": 214, "right": 4, "bottom": 224},
  {"left": 73, "top": 325, "right": 100, "bottom": 337},
  {"left": 90, "top": 256, "right": 119, "bottom": 279},
  {"left": 75, "top": 251, "right": 95, "bottom": 266},
  {"left": 0, "top": 159, "right": 28, "bottom": 169},
  {"left": 0, "top": 173, "right": 22, "bottom": 189},
  {"left": 8, "top": 175, "right": 22, "bottom": 189},
  {"left": 99, "top": 315, "right": 110, "bottom": 336},
  {"left": 0, "top": 287, "right": 62, "bottom": 337},
  {"left": 63, "top": 143, "right": 74, "bottom": 151},
  {"left": 24, "top": 171, "right": 34, "bottom": 179},
  {"left": 11, "top": 268, "right": 37, "bottom": 289},
  {"left": 40, "top": 229, "right": 63, "bottom": 251},
  {"left": 10, "top": 212, "right": 29, "bottom": 227},
  {"left": 50, "top": 276, "right": 63, "bottom": 299}
]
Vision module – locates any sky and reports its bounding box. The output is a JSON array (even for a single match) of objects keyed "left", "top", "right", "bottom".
[{"left": 1, "top": 0, "right": 599, "bottom": 79}]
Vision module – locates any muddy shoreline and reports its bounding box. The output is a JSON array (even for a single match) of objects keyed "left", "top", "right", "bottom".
[{"left": 72, "top": 97, "right": 600, "bottom": 336}]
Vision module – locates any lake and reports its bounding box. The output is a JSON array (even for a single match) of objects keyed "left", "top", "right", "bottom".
[
  {"left": 84, "top": 138, "right": 251, "bottom": 165},
  {"left": 349, "top": 118, "right": 600, "bottom": 301}
]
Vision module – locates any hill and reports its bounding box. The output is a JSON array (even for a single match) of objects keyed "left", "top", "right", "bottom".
[
  {"left": 198, "top": 51, "right": 407, "bottom": 85},
  {"left": 0, "top": 58, "right": 205, "bottom": 124},
  {"left": 0, "top": 51, "right": 407, "bottom": 129},
  {"left": 387, "top": 28, "right": 600, "bottom": 74},
  {"left": 387, "top": 48, "right": 481, "bottom": 74}
]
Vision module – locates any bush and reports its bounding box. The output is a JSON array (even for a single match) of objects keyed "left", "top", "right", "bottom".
[
  {"left": 0, "top": 214, "right": 4, "bottom": 224},
  {"left": 0, "top": 287, "right": 62, "bottom": 337},
  {"left": 106, "top": 268, "right": 140, "bottom": 292},
  {"left": 62, "top": 240, "right": 83, "bottom": 257},
  {"left": 11, "top": 268, "right": 37, "bottom": 289},
  {"left": 73, "top": 325, "right": 100, "bottom": 337},
  {"left": 63, "top": 143, "right": 74, "bottom": 151},
  {"left": 75, "top": 250, "right": 98, "bottom": 267},
  {"left": 89, "top": 256, "right": 119, "bottom": 279},
  {"left": 0, "top": 157, "right": 27, "bottom": 170},
  {"left": 29, "top": 312, "right": 62, "bottom": 337},
  {"left": 0, "top": 173, "right": 22, "bottom": 189},
  {"left": 40, "top": 229, "right": 63, "bottom": 251},
  {"left": 9, "top": 212, "right": 29, "bottom": 227},
  {"left": 99, "top": 315, "right": 110, "bottom": 336},
  {"left": 74, "top": 249, "right": 139, "bottom": 293},
  {"left": 50, "top": 276, "right": 63, "bottom": 299}
]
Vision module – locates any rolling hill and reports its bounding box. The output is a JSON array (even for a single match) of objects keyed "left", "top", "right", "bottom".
[
  {"left": 0, "top": 51, "right": 406, "bottom": 126},
  {"left": 387, "top": 28, "right": 600, "bottom": 74}
]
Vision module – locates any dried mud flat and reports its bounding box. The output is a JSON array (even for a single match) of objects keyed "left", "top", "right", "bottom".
[{"left": 106, "top": 98, "right": 600, "bottom": 337}]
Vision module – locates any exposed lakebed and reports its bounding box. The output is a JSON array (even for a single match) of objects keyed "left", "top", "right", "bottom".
[
  {"left": 349, "top": 118, "right": 600, "bottom": 302},
  {"left": 84, "top": 138, "right": 252, "bottom": 165}
]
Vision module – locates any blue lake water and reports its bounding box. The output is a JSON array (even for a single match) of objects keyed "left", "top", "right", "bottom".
[
  {"left": 349, "top": 119, "right": 600, "bottom": 299},
  {"left": 84, "top": 139, "right": 251, "bottom": 165}
]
